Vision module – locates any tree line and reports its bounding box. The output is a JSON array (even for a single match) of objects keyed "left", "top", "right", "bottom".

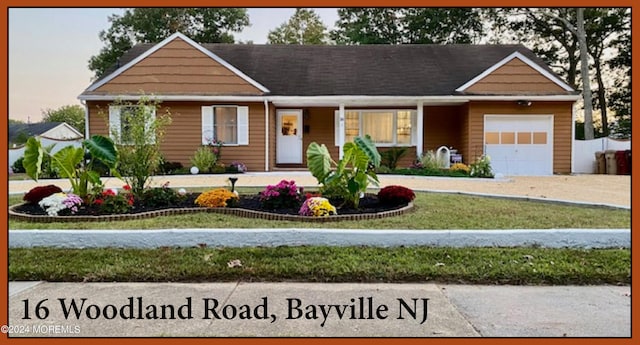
[{"left": 87, "top": 8, "right": 630, "bottom": 139}]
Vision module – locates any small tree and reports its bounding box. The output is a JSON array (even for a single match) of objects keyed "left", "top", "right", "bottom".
[
  {"left": 107, "top": 97, "right": 171, "bottom": 197},
  {"left": 42, "top": 105, "right": 86, "bottom": 134}
]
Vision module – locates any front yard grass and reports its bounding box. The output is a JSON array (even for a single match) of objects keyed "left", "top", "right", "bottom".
[
  {"left": 9, "top": 247, "right": 629, "bottom": 285},
  {"left": 9, "top": 191, "right": 630, "bottom": 230}
]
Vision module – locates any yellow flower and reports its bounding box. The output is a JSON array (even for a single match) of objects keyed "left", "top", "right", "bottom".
[
  {"left": 450, "top": 163, "right": 470, "bottom": 174},
  {"left": 195, "top": 189, "right": 238, "bottom": 208}
]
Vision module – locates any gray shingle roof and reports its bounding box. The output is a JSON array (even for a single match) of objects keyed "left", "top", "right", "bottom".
[
  {"left": 88, "top": 43, "right": 572, "bottom": 96},
  {"left": 8, "top": 122, "right": 63, "bottom": 143}
]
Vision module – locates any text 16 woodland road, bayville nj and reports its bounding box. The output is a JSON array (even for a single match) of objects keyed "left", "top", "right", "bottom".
[{"left": 20, "top": 296, "right": 430, "bottom": 327}]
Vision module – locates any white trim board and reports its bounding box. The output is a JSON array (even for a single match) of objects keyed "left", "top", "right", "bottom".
[
  {"left": 455, "top": 51, "right": 575, "bottom": 93},
  {"left": 85, "top": 32, "right": 270, "bottom": 93},
  {"left": 79, "top": 94, "right": 581, "bottom": 103}
]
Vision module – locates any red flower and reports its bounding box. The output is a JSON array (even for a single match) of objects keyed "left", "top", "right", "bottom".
[
  {"left": 305, "top": 192, "right": 321, "bottom": 200},
  {"left": 123, "top": 185, "right": 131, "bottom": 191},
  {"left": 94, "top": 199, "right": 104, "bottom": 205}
]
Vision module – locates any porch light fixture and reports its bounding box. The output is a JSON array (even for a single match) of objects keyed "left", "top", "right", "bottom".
[{"left": 517, "top": 100, "right": 532, "bottom": 107}]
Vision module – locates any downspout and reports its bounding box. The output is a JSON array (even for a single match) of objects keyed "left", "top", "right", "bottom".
[
  {"left": 264, "top": 99, "right": 269, "bottom": 172},
  {"left": 81, "top": 100, "right": 89, "bottom": 139}
]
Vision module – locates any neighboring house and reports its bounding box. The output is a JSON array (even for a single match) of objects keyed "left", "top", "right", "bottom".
[
  {"left": 9, "top": 121, "right": 83, "bottom": 146},
  {"left": 8, "top": 122, "right": 84, "bottom": 170},
  {"left": 79, "top": 32, "right": 579, "bottom": 176}
]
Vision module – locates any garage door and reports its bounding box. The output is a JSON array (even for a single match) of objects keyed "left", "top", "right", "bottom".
[{"left": 484, "top": 115, "right": 553, "bottom": 176}]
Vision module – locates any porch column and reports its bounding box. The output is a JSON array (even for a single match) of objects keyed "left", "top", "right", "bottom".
[
  {"left": 416, "top": 101, "right": 424, "bottom": 157},
  {"left": 338, "top": 103, "right": 345, "bottom": 159},
  {"left": 264, "top": 99, "right": 270, "bottom": 172}
]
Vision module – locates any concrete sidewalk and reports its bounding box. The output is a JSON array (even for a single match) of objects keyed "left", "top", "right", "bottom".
[{"left": 7, "top": 282, "right": 631, "bottom": 337}]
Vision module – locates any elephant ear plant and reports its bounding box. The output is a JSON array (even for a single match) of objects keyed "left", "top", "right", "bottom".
[
  {"left": 23, "top": 135, "right": 118, "bottom": 198},
  {"left": 306, "top": 135, "right": 381, "bottom": 208}
]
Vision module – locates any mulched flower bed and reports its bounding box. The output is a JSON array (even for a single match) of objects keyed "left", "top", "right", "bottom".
[{"left": 11, "top": 193, "right": 411, "bottom": 220}]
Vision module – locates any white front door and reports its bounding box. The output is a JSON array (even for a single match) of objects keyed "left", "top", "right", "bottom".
[
  {"left": 277, "top": 110, "right": 303, "bottom": 164},
  {"left": 484, "top": 115, "right": 554, "bottom": 176}
]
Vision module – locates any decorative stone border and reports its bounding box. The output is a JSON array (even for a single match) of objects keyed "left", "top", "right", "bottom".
[{"left": 8, "top": 202, "right": 414, "bottom": 223}]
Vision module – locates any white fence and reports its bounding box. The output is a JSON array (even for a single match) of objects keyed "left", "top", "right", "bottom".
[
  {"left": 574, "top": 138, "right": 631, "bottom": 174},
  {"left": 9, "top": 137, "right": 83, "bottom": 172}
]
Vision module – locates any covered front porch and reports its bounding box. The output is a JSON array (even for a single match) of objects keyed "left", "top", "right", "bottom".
[{"left": 270, "top": 96, "right": 469, "bottom": 171}]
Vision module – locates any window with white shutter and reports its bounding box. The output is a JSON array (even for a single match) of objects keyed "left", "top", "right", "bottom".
[
  {"left": 108, "top": 105, "right": 156, "bottom": 145},
  {"left": 201, "top": 105, "right": 249, "bottom": 146}
]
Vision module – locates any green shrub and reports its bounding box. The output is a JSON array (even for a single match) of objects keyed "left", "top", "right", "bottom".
[
  {"left": 190, "top": 146, "right": 217, "bottom": 173},
  {"left": 11, "top": 157, "right": 25, "bottom": 173},
  {"left": 142, "top": 187, "right": 184, "bottom": 207},
  {"left": 375, "top": 165, "right": 393, "bottom": 174},
  {"left": 380, "top": 147, "right": 407, "bottom": 170},
  {"left": 419, "top": 150, "right": 446, "bottom": 170}
]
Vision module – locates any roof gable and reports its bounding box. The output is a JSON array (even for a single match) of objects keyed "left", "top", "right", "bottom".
[
  {"left": 86, "top": 32, "right": 269, "bottom": 94},
  {"left": 455, "top": 51, "right": 574, "bottom": 93},
  {"left": 8, "top": 122, "right": 82, "bottom": 142}
]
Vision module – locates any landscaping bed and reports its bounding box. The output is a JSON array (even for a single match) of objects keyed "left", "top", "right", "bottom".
[{"left": 9, "top": 192, "right": 413, "bottom": 223}]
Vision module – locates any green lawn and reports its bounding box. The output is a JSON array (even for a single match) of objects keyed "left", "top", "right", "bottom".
[
  {"left": 9, "top": 247, "right": 630, "bottom": 285},
  {"left": 9, "top": 191, "right": 630, "bottom": 230}
]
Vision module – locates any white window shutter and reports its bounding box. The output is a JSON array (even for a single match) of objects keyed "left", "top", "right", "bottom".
[
  {"left": 108, "top": 106, "right": 120, "bottom": 141},
  {"left": 237, "top": 106, "right": 249, "bottom": 145},
  {"left": 411, "top": 111, "right": 418, "bottom": 145},
  {"left": 201, "top": 106, "right": 214, "bottom": 145},
  {"left": 334, "top": 110, "right": 339, "bottom": 146}
]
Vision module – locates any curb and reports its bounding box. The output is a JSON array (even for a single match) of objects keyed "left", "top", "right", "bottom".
[{"left": 9, "top": 228, "right": 630, "bottom": 249}]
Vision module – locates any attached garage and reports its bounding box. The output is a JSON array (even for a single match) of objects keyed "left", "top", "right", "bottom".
[{"left": 484, "top": 115, "right": 554, "bottom": 176}]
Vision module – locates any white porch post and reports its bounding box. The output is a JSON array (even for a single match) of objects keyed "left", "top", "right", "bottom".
[
  {"left": 338, "top": 103, "right": 346, "bottom": 159},
  {"left": 264, "top": 99, "right": 270, "bottom": 172},
  {"left": 570, "top": 102, "right": 575, "bottom": 174},
  {"left": 416, "top": 101, "right": 424, "bottom": 157}
]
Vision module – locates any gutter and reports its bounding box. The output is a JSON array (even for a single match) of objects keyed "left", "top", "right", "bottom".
[{"left": 78, "top": 94, "right": 582, "bottom": 104}]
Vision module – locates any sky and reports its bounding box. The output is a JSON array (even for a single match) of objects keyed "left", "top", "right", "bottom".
[{"left": 8, "top": 8, "right": 339, "bottom": 122}]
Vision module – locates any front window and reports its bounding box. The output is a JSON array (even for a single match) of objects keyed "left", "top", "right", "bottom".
[
  {"left": 214, "top": 107, "right": 238, "bottom": 144},
  {"left": 343, "top": 109, "right": 416, "bottom": 146},
  {"left": 109, "top": 105, "right": 156, "bottom": 145}
]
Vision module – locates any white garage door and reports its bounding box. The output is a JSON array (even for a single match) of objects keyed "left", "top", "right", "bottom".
[{"left": 484, "top": 115, "right": 554, "bottom": 176}]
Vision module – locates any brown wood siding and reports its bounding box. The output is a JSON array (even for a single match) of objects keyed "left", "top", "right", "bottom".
[
  {"left": 93, "top": 38, "right": 263, "bottom": 95},
  {"left": 464, "top": 101, "right": 574, "bottom": 174},
  {"left": 423, "top": 106, "right": 464, "bottom": 158},
  {"left": 87, "top": 101, "right": 267, "bottom": 172},
  {"left": 465, "top": 59, "right": 567, "bottom": 95},
  {"left": 300, "top": 108, "right": 340, "bottom": 167}
]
